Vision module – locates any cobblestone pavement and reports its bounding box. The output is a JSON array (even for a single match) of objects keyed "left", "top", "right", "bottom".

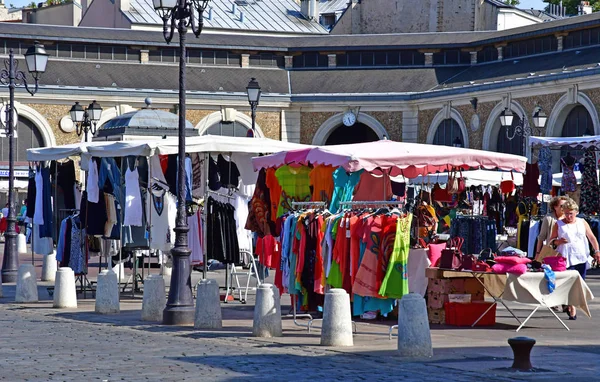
[
  {"left": 0, "top": 300, "right": 536, "bottom": 382},
  {"left": 2, "top": 245, "right": 600, "bottom": 381}
]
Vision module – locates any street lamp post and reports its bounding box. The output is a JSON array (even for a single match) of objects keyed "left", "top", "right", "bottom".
[
  {"left": 246, "top": 77, "right": 261, "bottom": 136},
  {"left": 0, "top": 41, "right": 48, "bottom": 283},
  {"left": 153, "top": 0, "right": 210, "bottom": 325},
  {"left": 502, "top": 106, "right": 548, "bottom": 159},
  {"left": 69, "top": 100, "right": 103, "bottom": 142}
]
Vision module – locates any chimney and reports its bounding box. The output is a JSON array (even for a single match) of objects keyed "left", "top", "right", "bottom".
[
  {"left": 581, "top": 1, "right": 592, "bottom": 14},
  {"left": 300, "top": 0, "right": 318, "bottom": 20}
]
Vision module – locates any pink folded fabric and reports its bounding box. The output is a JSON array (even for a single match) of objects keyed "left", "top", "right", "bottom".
[
  {"left": 492, "top": 262, "right": 528, "bottom": 275},
  {"left": 428, "top": 243, "right": 446, "bottom": 267},
  {"left": 494, "top": 256, "right": 532, "bottom": 265}
]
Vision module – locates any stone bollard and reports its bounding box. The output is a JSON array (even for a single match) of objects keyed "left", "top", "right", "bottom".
[
  {"left": 321, "top": 288, "right": 353, "bottom": 346},
  {"left": 42, "top": 252, "right": 57, "bottom": 282},
  {"left": 95, "top": 270, "right": 120, "bottom": 314},
  {"left": 141, "top": 275, "right": 166, "bottom": 322},
  {"left": 53, "top": 267, "right": 77, "bottom": 308},
  {"left": 15, "top": 264, "right": 38, "bottom": 303},
  {"left": 397, "top": 293, "right": 433, "bottom": 358},
  {"left": 17, "top": 233, "right": 27, "bottom": 254},
  {"left": 508, "top": 337, "right": 536, "bottom": 371},
  {"left": 253, "top": 284, "right": 282, "bottom": 337},
  {"left": 194, "top": 279, "right": 222, "bottom": 329}
]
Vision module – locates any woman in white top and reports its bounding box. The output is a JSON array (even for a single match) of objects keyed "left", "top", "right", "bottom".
[{"left": 549, "top": 198, "right": 600, "bottom": 320}]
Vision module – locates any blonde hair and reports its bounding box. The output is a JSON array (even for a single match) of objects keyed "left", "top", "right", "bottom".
[{"left": 561, "top": 198, "right": 579, "bottom": 212}]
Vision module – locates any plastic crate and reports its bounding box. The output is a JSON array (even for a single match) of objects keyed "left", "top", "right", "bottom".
[{"left": 444, "top": 301, "right": 496, "bottom": 327}]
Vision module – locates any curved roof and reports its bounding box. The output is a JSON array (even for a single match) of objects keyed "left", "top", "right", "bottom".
[{"left": 101, "top": 109, "right": 194, "bottom": 130}]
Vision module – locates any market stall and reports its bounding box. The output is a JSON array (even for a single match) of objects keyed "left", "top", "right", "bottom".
[
  {"left": 26, "top": 135, "right": 311, "bottom": 298},
  {"left": 249, "top": 140, "right": 527, "bottom": 325}
]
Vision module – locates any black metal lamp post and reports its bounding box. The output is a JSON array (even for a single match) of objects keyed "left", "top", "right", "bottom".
[
  {"left": 153, "top": 0, "right": 210, "bottom": 325},
  {"left": 246, "top": 77, "right": 261, "bottom": 137},
  {"left": 0, "top": 41, "right": 48, "bottom": 283},
  {"left": 69, "top": 100, "right": 103, "bottom": 142},
  {"left": 502, "top": 106, "right": 548, "bottom": 159}
]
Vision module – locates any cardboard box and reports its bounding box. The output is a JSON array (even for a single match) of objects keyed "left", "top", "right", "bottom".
[{"left": 428, "top": 307, "right": 446, "bottom": 324}]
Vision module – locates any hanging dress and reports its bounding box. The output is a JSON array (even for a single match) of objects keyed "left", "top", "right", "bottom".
[
  {"left": 33, "top": 166, "right": 44, "bottom": 225},
  {"left": 87, "top": 158, "right": 100, "bottom": 203},
  {"left": 561, "top": 157, "right": 577, "bottom": 193},
  {"left": 580, "top": 147, "right": 600, "bottom": 215},
  {"left": 124, "top": 167, "right": 143, "bottom": 226},
  {"left": 379, "top": 213, "right": 412, "bottom": 299}
]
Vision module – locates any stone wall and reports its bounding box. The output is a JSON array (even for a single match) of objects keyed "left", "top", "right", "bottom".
[
  {"left": 25, "top": 103, "right": 78, "bottom": 146},
  {"left": 369, "top": 111, "right": 402, "bottom": 141},
  {"left": 300, "top": 112, "right": 336, "bottom": 144},
  {"left": 417, "top": 108, "right": 437, "bottom": 144}
]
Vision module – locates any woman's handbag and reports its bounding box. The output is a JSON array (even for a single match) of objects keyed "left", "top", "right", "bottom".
[
  {"left": 535, "top": 245, "right": 559, "bottom": 262},
  {"left": 500, "top": 171, "right": 516, "bottom": 194},
  {"left": 447, "top": 169, "right": 465, "bottom": 194},
  {"left": 432, "top": 183, "right": 452, "bottom": 202},
  {"left": 439, "top": 237, "right": 464, "bottom": 270}
]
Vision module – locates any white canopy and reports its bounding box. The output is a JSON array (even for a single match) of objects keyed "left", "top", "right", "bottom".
[
  {"left": 27, "top": 135, "right": 312, "bottom": 161},
  {"left": 530, "top": 135, "right": 600, "bottom": 148},
  {"left": 0, "top": 180, "right": 29, "bottom": 191},
  {"left": 404, "top": 170, "right": 524, "bottom": 187}
]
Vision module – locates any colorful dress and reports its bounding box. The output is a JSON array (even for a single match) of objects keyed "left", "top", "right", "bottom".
[
  {"left": 379, "top": 213, "right": 412, "bottom": 299},
  {"left": 561, "top": 157, "right": 577, "bottom": 192},
  {"left": 580, "top": 147, "right": 600, "bottom": 215},
  {"left": 274, "top": 165, "right": 312, "bottom": 217}
]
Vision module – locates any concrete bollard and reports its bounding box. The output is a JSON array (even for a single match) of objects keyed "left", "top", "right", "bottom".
[
  {"left": 17, "top": 233, "right": 27, "bottom": 254},
  {"left": 42, "top": 252, "right": 57, "bottom": 282},
  {"left": 53, "top": 267, "right": 77, "bottom": 308},
  {"left": 321, "top": 288, "right": 353, "bottom": 346},
  {"left": 141, "top": 275, "right": 166, "bottom": 322},
  {"left": 15, "top": 264, "right": 38, "bottom": 303},
  {"left": 252, "top": 283, "right": 282, "bottom": 337},
  {"left": 0, "top": 273, "right": 3, "bottom": 298},
  {"left": 508, "top": 337, "right": 536, "bottom": 371},
  {"left": 397, "top": 293, "right": 433, "bottom": 358},
  {"left": 95, "top": 270, "right": 120, "bottom": 314},
  {"left": 194, "top": 279, "right": 222, "bottom": 329}
]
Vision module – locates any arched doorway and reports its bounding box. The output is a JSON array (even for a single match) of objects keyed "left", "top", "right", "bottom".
[
  {"left": 324, "top": 122, "right": 379, "bottom": 145},
  {"left": 432, "top": 118, "right": 465, "bottom": 147},
  {"left": 0, "top": 116, "right": 45, "bottom": 207},
  {"left": 496, "top": 115, "right": 525, "bottom": 156},
  {"left": 204, "top": 121, "right": 253, "bottom": 137},
  {"left": 560, "top": 105, "right": 593, "bottom": 162},
  {"left": 0, "top": 116, "right": 44, "bottom": 167}
]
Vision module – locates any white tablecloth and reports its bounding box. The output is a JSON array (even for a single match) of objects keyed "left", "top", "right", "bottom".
[
  {"left": 502, "top": 270, "right": 594, "bottom": 317},
  {"left": 408, "top": 248, "right": 430, "bottom": 296}
]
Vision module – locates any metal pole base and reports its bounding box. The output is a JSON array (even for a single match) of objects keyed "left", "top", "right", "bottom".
[
  {"left": 163, "top": 306, "right": 195, "bottom": 325},
  {"left": 2, "top": 231, "right": 19, "bottom": 283}
]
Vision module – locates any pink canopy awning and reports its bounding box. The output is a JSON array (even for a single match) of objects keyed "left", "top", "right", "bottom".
[{"left": 252, "top": 140, "right": 526, "bottom": 178}]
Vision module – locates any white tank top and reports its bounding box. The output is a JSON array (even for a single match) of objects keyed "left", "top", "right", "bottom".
[
  {"left": 124, "top": 167, "right": 143, "bottom": 226},
  {"left": 556, "top": 218, "right": 589, "bottom": 268}
]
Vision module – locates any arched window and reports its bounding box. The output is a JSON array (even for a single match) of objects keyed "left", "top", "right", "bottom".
[
  {"left": 204, "top": 121, "right": 251, "bottom": 137},
  {"left": 433, "top": 118, "right": 464, "bottom": 147},
  {"left": 325, "top": 123, "right": 379, "bottom": 145},
  {"left": 0, "top": 116, "right": 44, "bottom": 167},
  {"left": 497, "top": 115, "right": 525, "bottom": 156},
  {"left": 561, "top": 105, "right": 593, "bottom": 160}
]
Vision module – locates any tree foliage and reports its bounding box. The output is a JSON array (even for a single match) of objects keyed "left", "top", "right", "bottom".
[{"left": 504, "top": 0, "right": 520, "bottom": 5}]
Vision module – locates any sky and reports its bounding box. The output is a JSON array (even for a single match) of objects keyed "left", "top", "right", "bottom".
[{"left": 5, "top": 0, "right": 549, "bottom": 10}]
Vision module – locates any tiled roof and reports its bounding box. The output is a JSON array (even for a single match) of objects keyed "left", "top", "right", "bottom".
[{"left": 124, "top": 0, "right": 328, "bottom": 35}]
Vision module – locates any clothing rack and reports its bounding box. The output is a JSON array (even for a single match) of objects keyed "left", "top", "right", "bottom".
[
  {"left": 291, "top": 201, "right": 327, "bottom": 208},
  {"left": 339, "top": 200, "right": 400, "bottom": 207}
]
